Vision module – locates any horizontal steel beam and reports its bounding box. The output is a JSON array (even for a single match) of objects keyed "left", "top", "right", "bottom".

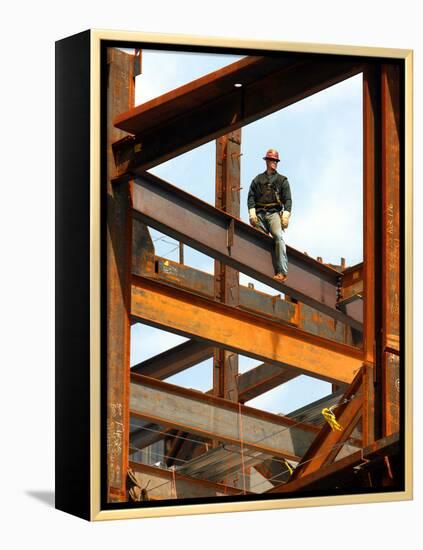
[
  {"left": 131, "top": 172, "right": 362, "bottom": 331},
  {"left": 238, "top": 363, "right": 299, "bottom": 403},
  {"left": 114, "top": 56, "right": 297, "bottom": 135},
  {"left": 131, "top": 339, "right": 214, "bottom": 377},
  {"left": 152, "top": 256, "right": 358, "bottom": 345},
  {"left": 113, "top": 56, "right": 363, "bottom": 173},
  {"left": 129, "top": 461, "right": 249, "bottom": 498},
  {"left": 130, "top": 374, "right": 319, "bottom": 461},
  {"left": 131, "top": 275, "right": 363, "bottom": 384}
]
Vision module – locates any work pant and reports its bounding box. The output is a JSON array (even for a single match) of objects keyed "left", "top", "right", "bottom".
[{"left": 256, "top": 210, "right": 288, "bottom": 276}]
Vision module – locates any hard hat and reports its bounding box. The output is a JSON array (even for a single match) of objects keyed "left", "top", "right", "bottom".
[{"left": 263, "top": 149, "right": 280, "bottom": 162}]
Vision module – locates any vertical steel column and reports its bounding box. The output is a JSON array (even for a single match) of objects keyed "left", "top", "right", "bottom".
[
  {"left": 381, "top": 64, "right": 401, "bottom": 436},
  {"left": 213, "top": 130, "right": 241, "bottom": 401},
  {"left": 362, "top": 66, "right": 381, "bottom": 447},
  {"left": 106, "top": 48, "right": 139, "bottom": 501}
]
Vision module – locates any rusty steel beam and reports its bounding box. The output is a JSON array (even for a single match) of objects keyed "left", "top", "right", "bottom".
[
  {"left": 106, "top": 48, "right": 139, "bottom": 501},
  {"left": 213, "top": 130, "right": 241, "bottom": 401},
  {"left": 131, "top": 275, "right": 363, "bottom": 385},
  {"left": 129, "top": 420, "right": 172, "bottom": 452},
  {"left": 113, "top": 55, "right": 363, "bottom": 173},
  {"left": 131, "top": 172, "right": 362, "bottom": 331},
  {"left": 341, "top": 263, "right": 363, "bottom": 301},
  {"left": 289, "top": 370, "right": 364, "bottom": 481},
  {"left": 129, "top": 461, "right": 250, "bottom": 498},
  {"left": 238, "top": 363, "right": 299, "bottom": 403},
  {"left": 152, "top": 256, "right": 359, "bottom": 346},
  {"left": 131, "top": 340, "right": 214, "bottom": 378},
  {"left": 362, "top": 65, "right": 381, "bottom": 447},
  {"left": 381, "top": 64, "right": 401, "bottom": 437},
  {"left": 114, "top": 56, "right": 294, "bottom": 135},
  {"left": 266, "top": 432, "right": 400, "bottom": 493},
  {"left": 130, "top": 374, "right": 319, "bottom": 461},
  {"left": 131, "top": 339, "right": 297, "bottom": 403}
]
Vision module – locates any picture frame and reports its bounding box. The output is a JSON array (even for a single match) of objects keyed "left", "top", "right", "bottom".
[{"left": 55, "top": 29, "right": 413, "bottom": 521}]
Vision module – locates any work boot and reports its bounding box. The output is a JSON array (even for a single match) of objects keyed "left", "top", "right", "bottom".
[{"left": 273, "top": 273, "right": 287, "bottom": 282}]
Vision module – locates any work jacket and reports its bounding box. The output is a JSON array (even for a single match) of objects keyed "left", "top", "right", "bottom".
[{"left": 247, "top": 171, "right": 292, "bottom": 213}]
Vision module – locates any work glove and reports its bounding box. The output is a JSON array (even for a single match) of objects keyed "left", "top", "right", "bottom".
[
  {"left": 249, "top": 208, "right": 258, "bottom": 227},
  {"left": 281, "top": 210, "right": 291, "bottom": 229}
]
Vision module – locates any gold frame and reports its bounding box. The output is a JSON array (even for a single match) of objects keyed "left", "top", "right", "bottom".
[{"left": 88, "top": 29, "right": 413, "bottom": 521}]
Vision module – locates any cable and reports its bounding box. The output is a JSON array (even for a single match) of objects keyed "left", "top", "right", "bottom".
[{"left": 130, "top": 391, "right": 363, "bottom": 474}]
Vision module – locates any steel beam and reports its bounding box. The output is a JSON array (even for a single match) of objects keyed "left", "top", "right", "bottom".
[
  {"left": 106, "top": 48, "right": 139, "bottom": 501},
  {"left": 113, "top": 56, "right": 363, "bottom": 173},
  {"left": 152, "top": 256, "right": 358, "bottom": 346},
  {"left": 129, "top": 421, "right": 172, "bottom": 452},
  {"left": 238, "top": 363, "right": 299, "bottom": 403},
  {"left": 131, "top": 340, "right": 214, "bottom": 378},
  {"left": 266, "top": 432, "right": 400, "bottom": 493},
  {"left": 131, "top": 171, "right": 362, "bottom": 330},
  {"left": 131, "top": 275, "right": 363, "bottom": 384},
  {"left": 362, "top": 65, "right": 380, "bottom": 447},
  {"left": 289, "top": 371, "right": 364, "bottom": 481},
  {"left": 214, "top": 130, "right": 241, "bottom": 401},
  {"left": 130, "top": 374, "right": 319, "bottom": 460},
  {"left": 129, "top": 461, "right": 249, "bottom": 498},
  {"left": 381, "top": 64, "right": 401, "bottom": 436}
]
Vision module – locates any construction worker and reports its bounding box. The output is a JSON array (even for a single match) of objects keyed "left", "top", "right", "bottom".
[{"left": 248, "top": 149, "right": 292, "bottom": 282}]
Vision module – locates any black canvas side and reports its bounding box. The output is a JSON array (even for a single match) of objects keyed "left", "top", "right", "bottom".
[{"left": 55, "top": 29, "right": 91, "bottom": 521}]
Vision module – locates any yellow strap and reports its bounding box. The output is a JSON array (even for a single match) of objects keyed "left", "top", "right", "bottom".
[
  {"left": 284, "top": 459, "right": 293, "bottom": 476},
  {"left": 321, "top": 408, "right": 343, "bottom": 432}
]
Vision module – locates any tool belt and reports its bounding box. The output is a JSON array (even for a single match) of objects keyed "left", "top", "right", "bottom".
[{"left": 256, "top": 201, "right": 281, "bottom": 212}]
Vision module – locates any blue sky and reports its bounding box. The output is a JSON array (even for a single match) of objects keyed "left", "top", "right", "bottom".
[{"left": 129, "top": 48, "right": 363, "bottom": 414}]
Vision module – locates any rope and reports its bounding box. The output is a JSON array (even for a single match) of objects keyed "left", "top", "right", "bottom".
[{"left": 238, "top": 402, "right": 247, "bottom": 495}]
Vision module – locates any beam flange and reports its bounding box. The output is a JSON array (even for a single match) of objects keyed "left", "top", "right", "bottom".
[
  {"left": 266, "top": 432, "right": 400, "bottom": 493},
  {"left": 130, "top": 374, "right": 318, "bottom": 461},
  {"left": 131, "top": 275, "right": 363, "bottom": 385},
  {"left": 129, "top": 461, "right": 249, "bottom": 498},
  {"left": 131, "top": 172, "right": 362, "bottom": 331},
  {"left": 131, "top": 340, "right": 214, "bottom": 378},
  {"left": 289, "top": 371, "right": 364, "bottom": 481},
  {"left": 113, "top": 55, "right": 363, "bottom": 174}
]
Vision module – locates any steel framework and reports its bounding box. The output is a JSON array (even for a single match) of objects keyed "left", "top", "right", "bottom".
[{"left": 106, "top": 47, "right": 402, "bottom": 503}]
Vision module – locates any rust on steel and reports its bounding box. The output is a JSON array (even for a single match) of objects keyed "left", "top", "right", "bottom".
[
  {"left": 131, "top": 339, "right": 214, "bottom": 378},
  {"left": 113, "top": 55, "right": 363, "bottom": 174},
  {"left": 130, "top": 374, "right": 318, "bottom": 461},
  {"left": 339, "top": 263, "right": 363, "bottom": 304},
  {"left": 131, "top": 171, "right": 362, "bottom": 331},
  {"left": 150, "top": 256, "right": 359, "bottom": 346},
  {"left": 129, "top": 461, "right": 250, "bottom": 497},
  {"left": 289, "top": 370, "right": 364, "bottom": 481},
  {"left": 267, "top": 432, "right": 400, "bottom": 493},
  {"left": 362, "top": 65, "right": 380, "bottom": 447},
  {"left": 131, "top": 338, "right": 298, "bottom": 403},
  {"left": 131, "top": 275, "right": 363, "bottom": 385},
  {"left": 106, "top": 48, "right": 139, "bottom": 501},
  {"left": 214, "top": 130, "right": 241, "bottom": 401},
  {"left": 381, "top": 64, "right": 401, "bottom": 436},
  {"left": 238, "top": 363, "right": 300, "bottom": 403}
]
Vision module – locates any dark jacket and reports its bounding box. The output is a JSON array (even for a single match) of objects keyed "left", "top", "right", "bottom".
[{"left": 248, "top": 171, "right": 292, "bottom": 213}]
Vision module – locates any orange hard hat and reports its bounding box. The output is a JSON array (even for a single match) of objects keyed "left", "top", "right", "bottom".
[{"left": 263, "top": 149, "right": 280, "bottom": 162}]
